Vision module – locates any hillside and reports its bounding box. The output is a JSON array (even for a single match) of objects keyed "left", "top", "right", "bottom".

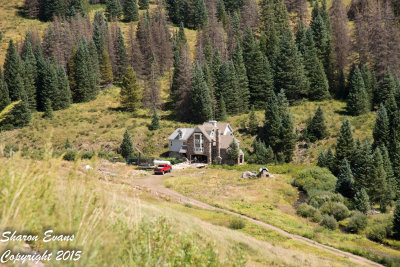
[{"left": 1, "top": 0, "right": 400, "bottom": 266}]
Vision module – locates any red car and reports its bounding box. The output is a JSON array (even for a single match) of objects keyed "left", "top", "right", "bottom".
[{"left": 154, "top": 164, "right": 172, "bottom": 175}]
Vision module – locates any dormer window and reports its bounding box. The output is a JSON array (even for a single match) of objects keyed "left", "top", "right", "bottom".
[{"left": 178, "top": 130, "right": 183, "bottom": 139}]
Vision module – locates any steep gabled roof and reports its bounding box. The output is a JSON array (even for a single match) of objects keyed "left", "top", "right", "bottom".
[{"left": 168, "top": 128, "right": 194, "bottom": 141}]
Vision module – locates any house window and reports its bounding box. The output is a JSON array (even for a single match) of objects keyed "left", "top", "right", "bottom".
[
  {"left": 170, "top": 141, "right": 172, "bottom": 147},
  {"left": 194, "top": 133, "right": 204, "bottom": 152},
  {"left": 178, "top": 130, "right": 183, "bottom": 139}
]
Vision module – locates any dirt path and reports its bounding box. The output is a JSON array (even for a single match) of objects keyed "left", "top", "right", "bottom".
[{"left": 131, "top": 173, "right": 383, "bottom": 267}]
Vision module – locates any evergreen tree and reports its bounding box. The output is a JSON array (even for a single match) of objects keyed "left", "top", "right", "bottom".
[
  {"left": 0, "top": 73, "right": 10, "bottom": 111},
  {"left": 381, "top": 145, "right": 397, "bottom": 204},
  {"left": 100, "top": 49, "right": 114, "bottom": 84},
  {"left": 346, "top": 67, "right": 369, "bottom": 115},
  {"left": 393, "top": 200, "right": 400, "bottom": 239},
  {"left": 138, "top": 0, "right": 149, "bottom": 10},
  {"left": 352, "top": 138, "right": 373, "bottom": 190},
  {"left": 218, "top": 96, "right": 227, "bottom": 121},
  {"left": 123, "top": 0, "right": 139, "bottom": 22},
  {"left": 376, "top": 69, "right": 396, "bottom": 106},
  {"left": 232, "top": 42, "right": 249, "bottom": 111},
  {"left": 354, "top": 188, "right": 370, "bottom": 214},
  {"left": 274, "top": 28, "right": 309, "bottom": 101},
  {"left": 192, "top": 0, "right": 208, "bottom": 29},
  {"left": 336, "top": 119, "right": 355, "bottom": 167},
  {"left": 369, "top": 148, "right": 388, "bottom": 211},
  {"left": 190, "top": 63, "right": 213, "bottom": 123},
  {"left": 89, "top": 41, "right": 100, "bottom": 87},
  {"left": 120, "top": 129, "right": 134, "bottom": 159},
  {"left": 317, "top": 150, "right": 327, "bottom": 168},
  {"left": 149, "top": 107, "right": 160, "bottom": 130},
  {"left": 56, "top": 66, "right": 72, "bottom": 110},
  {"left": 106, "top": 0, "right": 123, "bottom": 20},
  {"left": 392, "top": 142, "right": 400, "bottom": 198},
  {"left": 336, "top": 69, "right": 346, "bottom": 99},
  {"left": 306, "top": 106, "right": 329, "bottom": 142},
  {"left": 216, "top": 0, "right": 228, "bottom": 26},
  {"left": 360, "top": 65, "right": 376, "bottom": 108},
  {"left": 120, "top": 66, "right": 141, "bottom": 112},
  {"left": 115, "top": 27, "right": 129, "bottom": 79},
  {"left": 302, "top": 29, "right": 330, "bottom": 100},
  {"left": 280, "top": 111, "right": 296, "bottom": 162},
  {"left": 325, "top": 147, "right": 336, "bottom": 174},
  {"left": 242, "top": 28, "right": 274, "bottom": 108},
  {"left": 227, "top": 141, "right": 239, "bottom": 163},
  {"left": 253, "top": 139, "right": 273, "bottom": 164},
  {"left": 21, "top": 40, "right": 37, "bottom": 110},
  {"left": 262, "top": 92, "right": 282, "bottom": 153},
  {"left": 335, "top": 159, "right": 355, "bottom": 198},
  {"left": 248, "top": 106, "right": 258, "bottom": 135},
  {"left": 43, "top": 98, "right": 54, "bottom": 119},
  {"left": 46, "top": 61, "right": 60, "bottom": 110},
  {"left": 373, "top": 104, "right": 389, "bottom": 148}
]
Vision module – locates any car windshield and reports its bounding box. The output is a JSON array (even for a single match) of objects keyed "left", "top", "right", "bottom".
[{"left": 158, "top": 164, "right": 166, "bottom": 167}]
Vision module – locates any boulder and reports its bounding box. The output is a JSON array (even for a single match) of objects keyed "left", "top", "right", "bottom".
[{"left": 241, "top": 171, "right": 257, "bottom": 178}]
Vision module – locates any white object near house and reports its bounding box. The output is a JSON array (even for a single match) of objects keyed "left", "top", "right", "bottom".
[{"left": 153, "top": 160, "right": 172, "bottom": 166}]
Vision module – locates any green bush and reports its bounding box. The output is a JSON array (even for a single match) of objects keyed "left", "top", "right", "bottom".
[
  {"left": 308, "top": 191, "right": 344, "bottom": 208},
  {"left": 229, "top": 217, "right": 246, "bottom": 229},
  {"left": 346, "top": 212, "right": 368, "bottom": 233},
  {"left": 320, "top": 215, "right": 338, "bottom": 230},
  {"left": 320, "top": 202, "right": 350, "bottom": 221},
  {"left": 367, "top": 225, "right": 387, "bottom": 242},
  {"left": 81, "top": 150, "right": 95, "bottom": 159},
  {"left": 294, "top": 167, "right": 337, "bottom": 196},
  {"left": 63, "top": 149, "right": 77, "bottom": 161},
  {"left": 296, "top": 204, "right": 322, "bottom": 223}
]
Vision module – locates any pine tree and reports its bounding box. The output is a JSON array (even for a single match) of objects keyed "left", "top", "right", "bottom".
[
  {"left": 373, "top": 104, "right": 389, "bottom": 148},
  {"left": 89, "top": 41, "right": 100, "bottom": 87},
  {"left": 232, "top": 42, "right": 249, "bottom": 111},
  {"left": 43, "top": 98, "right": 54, "bottom": 119},
  {"left": 280, "top": 111, "right": 296, "bottom": 162},
  {"left": 217, "top": 96, "right": 227, "bottom": 121},
  {"left": 0, "top": 73, "right": 10, "bottom": 111},
  {"left": 393, "top": 200, "right": 400, "bottom": 239},
  {"left": 138, "top": 0, "right": 149, "bottom": 10},
  {"left": 306, "top": 106, "right": 329, "bottom": 142},
  {"left": 120, "top": 66, "right": 141, "bottom": 112},
  {"left": 262, "top": 92, "right": 282, "bottom": 154},
  {"left": 227, "top": 141, "right": 239, "bottom": 163},
  {"left": 336, "top": 119, "right": 355, "bottom": 166},
  {"left": 302, "top": 29, "right": 330, "bottom": 100},
  {"left": 120, "top": 129, "right": 134, "bottom": 159},
  {"left": 21, "top": 40, "right": 37, "bottom": 110},
  {"left": 192, "top": 0, "right": 208, "bottom": 29},
  {"left": 123, "top": 0, "right": 139, "bottom": 22},
  {"left": 335, "top": 159, "right": 355, "bottom": 198},
  {"left": 216, "top": 0, "right": 228, "bottom": 26},
  {"left": 149, "top": 107, "right": 160, "bottom": 130},
  {"left": 100, "top": 49, "right": 114, "bottom": 84},
  {"left": 354, "top": 188, "right": 370, "bottom": 214},
  {"left": 360, "top": 65, "right": 376, "bottom": 108},
  {"left": 376, "top": 69, "right": 396, "bottom": 105},
  {"left": 115, "top": 27, "right": 129, "bottom": 79},
  {"left": 56, "top": 66, "right": 72, "bottom": 110},
  {"left": 392, "top": 142, "right": 400, "bottom": 198},
  {"left": 317, "top": 150, "right": 327, "bottom": 168},
  {"left": 248, "top": 106, "right": 258, "bottom": 135},
  {"left": 274, "top": 28, "right": 309, "bottom": 101},
  {"left": 190, "top": 63, "right": 213, "bottom": 123},
  {"left": 346, "top": 67, "right": 369, "bottom": 115},
  {"left": 325, "top": 147, "right": 336, "bottom": 174},
  {"left": 381, "top": 145, "right": 397, "bottom": 204},
  {"left": 46, "top": 61, "right": 60, "bottom": 110},
  {"left": 369, "top": 148, "right": 388, "bottom": 211},
  {"left": 106, "top": 0, "right": 123, "bottom": 21},
  {"left": 352, "top": 138, "right": 373, "bottom": 190},
  {"left": 336, "top": 69, "right": 346, "bottom": 99}
]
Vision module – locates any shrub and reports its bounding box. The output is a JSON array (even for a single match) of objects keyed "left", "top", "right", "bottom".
[
  {"left": 308, "top": 191, "right": 344, "bottom": 208},
  {"left": 294, "top": 167, "right": 337, "bottom": 196},
  {"left": 81, "top": 150, "right": 95, "bottom": 159},
  {"left": 63, "top": 149, "right": 77, "bottom": 161},
  {"left": 367, "top": 225, "right": 387, "bottom": 242},
  {"left": 347, "top": 212, "right": 368, "bottom": 233},
  {"left": 320, "top": 215, "right": 338, "bottom": 230},
  {"left": 296, "top": 204, "right": 322, "bottom": 223},
  {"left": 320, "top": 202, "right": 350, "bottom": 221},
  {"left": 229, "top": 218, "right": 245, "bottom": 229}
]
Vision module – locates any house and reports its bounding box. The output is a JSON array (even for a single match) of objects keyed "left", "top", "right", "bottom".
[{"left": 168, "top": 120, "right": 244, "bottom": 164}]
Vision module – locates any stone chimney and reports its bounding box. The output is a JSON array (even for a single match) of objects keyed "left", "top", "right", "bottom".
[{"left": 216, "top": 128, "right": 221, "bottom": 164}]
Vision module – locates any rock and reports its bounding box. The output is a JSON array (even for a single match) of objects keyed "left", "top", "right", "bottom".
[{"left": 241, "top": 171, "right": 257, "bottom": 178}]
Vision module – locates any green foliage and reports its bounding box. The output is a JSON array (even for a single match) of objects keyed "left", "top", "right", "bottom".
[
  {"left": 354, "top": 188, "right": 370, "bottom": 214},
  {"left": 138, "top": 0, "right": 149, "bottom": 10},
  {"left": 43, "top": 98, "right": 54, "bottom": 119},
  {"left": 251, "top": 139, "right": 274, "bottom": 164},
  {"left": 192, "top": 0, "right": 208, "bottom": 29},
  {"left": 369, "top": 148, "right": 388, "bottom": 211},
  {"left": 63, "top": 149, "right": 77, "bottom": 161},
  {"left": 190, "top": 63, "right": 213, "bottom": 122},
  {"left": 320, "top": 201, "right": 350, "bottom": 221},
  {"left": 0, "top": 73, "right": 10, "bottom": 111},
  {"left": 366, "top": 225, "right": 387, "bottom": 243},
  {"left": 296, "top": 203, "right": 322, "bottom": 223},
  {"left": 149, "top": 107, "right": 160, "bottom": 130},
  {"left": 347, "top": 212, "right": 368, "bottom": 233},
  {"left": 247, "top": 106, "right": 258, "bottom": 135},
  {"left": 217, "top": 96, "right": 227, "bottom": 121},
  {"left": 106, "top": 0, "right": 123, "bottom": 20},
  {"left": 120, "top": 66, "right": 141, "bottom": 112},
  {"left": 100, "top": 49, "right": 114, "bottom": 84},
  {"left": 335, "top": 119, "right": 354, "bottom": 167},
  {"left": 335, "top": 159, "right": 354, "bottom": 198},
  {"left": 393, "top": 200, "right": 400, "bottom": 239},
  {"left": 320, "top": 214, "right": 337, "bottom": 230},
  {"left": 120, "top": 129, "right": 134, "bottom": 159},
  {"left": 294, "top": 167, "right": 337, "bottom": 197},
  {"left": 346, "top": 67, "right": 369, "bottom": 115},
  {"left": 280, "top": 111, "right": 296, "bottom": 163},
  {"left": 227, "top": 141, "right": 240, "bottom": 162},
  {"left": 376, "top": 69, "right": 396, "bottom": 106},
  {"left": 305, "top": 106, "right": 329, "bottom": 142},
  {"left": 123, "top": 0, "right": 139, "bottom": 21},
  {"left": 373, "top": 104, "right": 389, "bottom": 148},
  {"left": 262, "top": 92, "right": 281, "bottom": 153},
  {"left": 229, "top": 217, "right": 245, "bottom": 229},
  {"left": 308, "top": 191, "right": 344, "bottom": 209}
]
